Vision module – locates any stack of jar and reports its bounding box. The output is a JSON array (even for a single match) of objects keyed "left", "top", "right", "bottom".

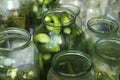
[{"left": 0, "top": 0, "right": 120, "bottom": 80}]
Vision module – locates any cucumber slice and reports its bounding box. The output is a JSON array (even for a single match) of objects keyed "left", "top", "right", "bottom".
[
  {"left": 44, "top": 0, "right": 53, "bottom": 4},
  {"left": 53, "top": 27, "right": 61, "bottom": 34},
  {"left": 43, "top": 54, "right": 51, "bottom": 60},
  {"left": 46, "top": 25, "right": 54, "bottom": 31},
  {"left": 34, "top": 33, "right": 50, "bottom": 43},
  {"left": 33, "top": 5, "right": 38, "bottom": 13},
  {"left": 60, "top": 11, "right": 71, "bottom": 24},
  {"left": 44, "top": 16, "right": 52, "bottom": 22},
  {"left": 63, "top": 27, "right": 71, "bottom": 34},
  {"left": 51, "top": 14, "right": 61, "bottom": 26},
  {"left": 38, "top": 0, "right": 44, "bottom": 4},
  {"left": 45, "top": 43, "right": 60, "bottom": 52}
]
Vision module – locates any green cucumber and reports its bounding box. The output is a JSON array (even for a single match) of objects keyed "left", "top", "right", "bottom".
[
  {"left": 51, "top": 14, "right": 61, "bottom": 26},
  {"left": 63, "top": 27, "right": 71, "bottom": 34},
  {"left": 38, "top": 0, "right": 53, "bottom": 5},
  {"left": 43, "top": 54, "right": 51, "bottom": 60},
  {"left": 46, "top": 25, "right": 54, "bottom": 31},
  {"left": 44, "top": 16, "right": 52, "bottom": 22},
  {"left": 44, "top": 0, "right": 53, "bottom": 4},
  {"left": 33, "top": 5, "right": 38, "bottom": 13},
  {"left": 60, "top": 11, "right": 71, "bottom": 24},
  {"left": 45, "top": 43, "right": 60, "bottom": 52},
  {"left": 38, "top": 0, "right": 44, "bottom": 4},
  {"left": 34, "top": 33, "right": 50, "bottom": 43}
]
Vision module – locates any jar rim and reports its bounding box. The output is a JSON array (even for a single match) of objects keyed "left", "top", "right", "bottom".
[
  {"left": 95, "top": 37, "right": 120, "bottom": 62},
  {"left": 87, "top": 16, "right": 119, "bottom": 35},
  {"left": 0, "top": 27, "right": 31, "bottom": 51},
  {"left": 42, "top": 8, "right": 76, "bottom": 27},
  {"left": 52, "top": 50, "right": 92, "bottom": 77}
]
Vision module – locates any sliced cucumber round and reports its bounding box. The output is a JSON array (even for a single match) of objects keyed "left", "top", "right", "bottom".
[
  {"left": 63, "top": 27, "right": 71, "bottom": 34},
  {"left": 34, "top": 33, "right": 50, "bottom": 43}
]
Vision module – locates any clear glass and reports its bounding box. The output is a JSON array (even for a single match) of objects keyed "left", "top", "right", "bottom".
[
  {"left": 0, "top": 0, "right": 29, "bottom": 29},
  {"left": 106, "top": 0, "right": 120, "bottom": 20},
  {"left": 93, "top": 37, "right": 120, "bottom": 80},
  {"left": 85, "top": 16, "right": 119, "bottom": 55},
  {"left": 105, "top": 0, "right": 120, "bottom": 30},
  {"left": 0, "top": 27, "right": 40, "bottom": 80},
  {"left": 47, "top": 50, "right": 96, "bottom": 80},
  {"left": 34, "top": 8, "right": 87, "bottom": 80},
  {"left": 82, "top": 0, "right": 102, "bottom": 28}
]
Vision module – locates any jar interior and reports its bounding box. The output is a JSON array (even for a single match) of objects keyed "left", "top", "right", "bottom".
[
  {"left": 54, "top": 52, "right": 91, "bottom": 77},
  {"left": 0, "top": 28, "right": 30, "bottom": 50},
  {"left": 95, "top": 38, "right": 120, "bottom": 61},
  {"left": 88, "top": 17, "right": 119, "bottom": 34},
  {"left": 43, "top": 8, "right": 75, "bottom": 27}
]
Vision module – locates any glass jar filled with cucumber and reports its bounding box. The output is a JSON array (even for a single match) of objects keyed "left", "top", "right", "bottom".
[{"left": 34, "top": 8, "right": 87, "bottom": 80}]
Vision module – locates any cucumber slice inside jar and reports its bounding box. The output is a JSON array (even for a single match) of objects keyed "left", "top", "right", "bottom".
[
  {"left": 63, "top": 27, "right": 71, "bottom": 34},
  {"left": 38, "top": 0, "right": 54, "bottom": 5},
  {"left": 60, "top": 11, "right": 71, "bottom": 24},
  {"left": 34, "top": 33, "right": 50, "bottom": 43},
  {"left": 45, "top": 14, "right": 61, "bottom": 34},
  {"left": 44, "top": 43, "right": 60, "bottom": 52}
]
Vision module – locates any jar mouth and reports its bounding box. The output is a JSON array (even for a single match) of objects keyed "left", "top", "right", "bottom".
[
  {"left": 95, "top": 37, "right": 120, "bottom": 61},
  {"left": 87, "top": 17, "right": 119, "bottom": 35},
  {"left": 0, "top": 27, "right": 31, "bottom": 51},
  {"left": 42, "top": 8, "right": 76, "bottom": 27},
  {"left": 52, "top": 50, "right": 92, "bottom": 77}
]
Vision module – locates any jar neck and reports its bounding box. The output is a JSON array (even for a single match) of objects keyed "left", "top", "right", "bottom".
[
  {"left": 0, "top": 27, "right": 31, "bottom": 51},
  {"left": 57, "top": 4, "right": 80, "bottom": 16},
  {"left": 87, "top": 17, "right": 119, "bottom": 35},
  {"left": 85, "top": 0, "right": 100, "bottom": 8},
  {"left": 52, "top": 50, "right": 92, "bottom": 77},
  {"left": 95, "top": 37, "right": 120, "bottom": 62}
]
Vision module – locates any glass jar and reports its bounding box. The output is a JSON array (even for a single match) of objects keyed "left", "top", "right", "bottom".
[
  {"left": 93, "top": 37, "right": 120, "bottom": 80},
  {"left": 47, "top": 50, "right": 96, "bottom": 80},
  {"left": 0, "top": 0, "right": 29, "bottom": 29},
  {"left": 85, "top": 16, "right": 119, "bottom": 55},
  {"left": 27, "top": 0, "right": 59, "bottom": 32},
  {"left": 82, "top": 0, "right": 102, "bottom": 28},
  {"left": 105, "top": 0, "right": 120, "bottom": 28},
  {"left": 0, "top": 27, "right": 40, "bottom": 80},
  {"left": 34, "top": 8, "right": 87, "bottom": 80}
]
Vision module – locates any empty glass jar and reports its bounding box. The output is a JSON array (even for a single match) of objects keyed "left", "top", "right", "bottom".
[
  {"left": 93, "top": 37, "right": 120, "bottom": 80},
  {"left": 34, "top": 7, "right": 87, "bottom": 80},
  {"left": 0, "top": 27, "right": 40, "bottom": 80},
  {"left": 85, "top": 16, "right": 119, "bottom": 55},
  {"left": 47, "top": 50, "right": 96, "bottom": 80}
]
